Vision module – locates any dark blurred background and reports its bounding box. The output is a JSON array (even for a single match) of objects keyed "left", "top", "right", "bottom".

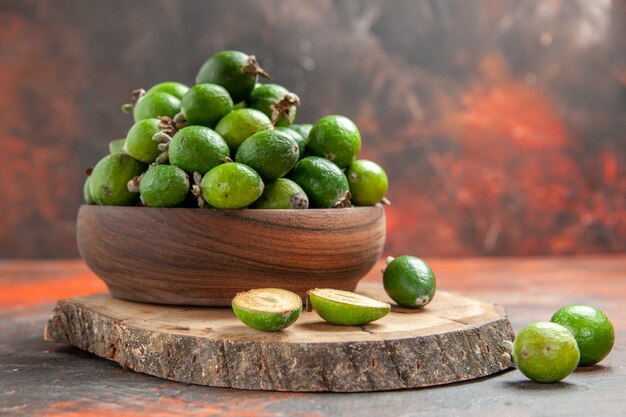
[{"left": 1, "top": 0, "right": 625, "bottom": 258}]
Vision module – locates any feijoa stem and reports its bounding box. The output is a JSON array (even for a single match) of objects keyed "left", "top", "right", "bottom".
[
  {"left": 121, "top": 88, "right": 146, "bottom": 114},
  {"left": 332, "top": 191, "right": 352, "bottom": 208},
  {"left": 270, "top": 93, "right": 301, "bottom": 126},
  {"left": 242, "top": 55, "right": 272, "bottom": 80},
  {"left": 127, "top": 173, "right": 143, "bottom": 193},
  {"left": 191, "top": 172, "right": 206, "bottom": 208}
]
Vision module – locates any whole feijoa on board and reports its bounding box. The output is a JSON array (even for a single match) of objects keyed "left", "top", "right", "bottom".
[
  {"left": 123, "top": 118, "right": 163, "bottom": 163},
  {"left": 200, "top": 162, "right": 264, "bottom": 209},
  {"left": 235, "top": 130, "right": 299, "bottom": 181},
  {"left": 307, "top": 288, "right": 390, "bottom": 326},
  {"left": 251, "top": 178, "right": 309, "bottom": 209},
  {"left": 290, "top": 156, "right": 351, "bottom": 208},
  {"left": 215, "top": 108, "right": 273, "bottom": 153},
  {"left": 137, "top": 164, "right": 189, "bottom": 208},
  {"left": 248, "top": 83, "right": 300, "bottom": 127},
  {"left": 133, "top": 92, "right": 181, "bottom": 122},
  {"left": 196, "top": 50, "right": 271, "bottom": 104},
  {"left": 383, "top": 256, "right": 436, "bottom": 309},
  {"left": 347, "top": 159, "right": 389, "bottom": 206},
  {"left": 181, "top": 83, "right": 233, "bottom": 128},
  {"left": 169, "top": 126, "right": 230, "bottom": 175},
  {"left": 307, "top": 115, "right": 361, "bottom": 169},
  {"left": 232, "top": 288, "right": 302, "bottom": 332},
  {"left": 89, "top": 153, "right": 145, "bottom": 206}
]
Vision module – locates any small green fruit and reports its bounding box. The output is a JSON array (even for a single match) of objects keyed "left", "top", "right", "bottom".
[
  {"left": 138, "top": 165, "right": 189, "bottom": 208},
  {"left": 383, "top": 256, "right": 436, "bottom": 308},
  {"left": 275, "top": 127, "right": 307, "bottom": 160},
  {"left": 251, "top": 178, "right": 309, "bottom": 209},
  {"left": 307, "top": 288, "right": 390, "bottom": 326},
  {"left": 133, "top": 92, "right": 180, "bottom": 122},
  {"left": 181, "top": 84, "right": 233, "bottom": 128},
  {"left": 124, "top": 118, "right": 163, "bottom": 163},
  {"left": 232, "top": 288, "right": 302, "bottom": 332},
  {"left": 200, "top": 162, "right": 264, "bottom": 209},
  {"left": 290, "top": 156, "right": 351, "bottom": 208},
  {"left": 347, "top": 160, "right": 389, "bottom": 206},
  {"left": 89, "top": 153, "right": 145, "bottom": 206},
  {"left": 215, "top": 108, "right": 273, "bottom": 153},
  {"left": 146, "top": 81, "right": 189, "bottom": 99},
  {"left": 308, "top": 115, "right": 361, "bottom": 169},
  {"left": 169, "top": 126, "right": 230, "bottom": 175},
  {"left": 235, "top": 130, "right": 299, "bottom": 181}
]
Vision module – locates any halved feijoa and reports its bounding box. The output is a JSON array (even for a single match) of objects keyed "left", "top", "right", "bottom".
[
  {"left": 232, "top": 288, "right": 302, "bottom": 332},
  {"left": 307, "top": 288, "right": 390, "bottom": 326}
]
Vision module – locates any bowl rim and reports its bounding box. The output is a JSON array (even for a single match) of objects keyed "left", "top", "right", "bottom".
[{"left": 78, "top": 204, "right": 385, "bottom": 215}]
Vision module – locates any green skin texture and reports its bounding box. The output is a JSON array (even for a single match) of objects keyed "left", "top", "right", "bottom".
[
  {"left": 248, "top": 84, "right": 297, "bottom": 127},
  {"left": 196, "top": 50, "right": 257, "bottom": 104},
  {"left": 232, "top": 304, "right": 301, "bottom": 332},
  {"left": 275, "top": 127, "right": 307, "bottom": 160},
  {"left": 215, "top": 108, "right": 273, "bottom": 153},
  {"left": 139, "top": 165, "right": 189, "bottom": 208},
  {"left": 124, "top": 118, "right": 162, "bottom": 163},
  {"left": 200, "top": 163, "right": 264, "bottom": 209},
  {"left": 109, "top": 138, "right": 126, "bottom": 154},
  {"left": 290, "top": 124, "right": 312, "bottom": 141},
  {"left": 181, "top": 84, "right": 233, "bottom": 128},
  {"left": 308, "top": 115, "right": 361, "bottom": 169},
  {"left": 383, "top": 256, "right": 436, "bottom": 308},
  {"left": 235, "top": 130, "right": 299, "bottom": 181},
  {"left": 83, "top": 177, "right": 95, "bottom": 204},
  {"left": 512, "top": 321, "right": 580, "bottom": 383},
  {"left": 169, "top": 126, "right": 230, "bottom": 175},
  {"left": 551, "top": 305, "right": 615, "bottom": 366},
  {"left": 347, "top": 159, "right": 389, "bottom": 206},
  {"left": 133, "top": 92, "right": 181, "bottom": 122},
  {"left": 290, "top": 156, "right": 350, "bottom": 208},
  {"left": 251, "top": 178, "right": 309, "bottom": 209},
  {"left": 89, "top": 153, "right": 145, "bottom": 206},
  {"left": 146, "top": 81, "right": 189, "bottom": 99},
  {"left": 308, "top": 292, "right": 390, "bottom": 326}
]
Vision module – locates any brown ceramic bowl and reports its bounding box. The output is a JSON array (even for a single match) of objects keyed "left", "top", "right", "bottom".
[{"left": 77, "top": 205, "right": 386, "bottom": 306}]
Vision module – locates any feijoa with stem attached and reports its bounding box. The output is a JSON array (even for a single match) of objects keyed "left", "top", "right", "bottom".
[
  {"left": 89, "top": 153, "right": 145, "bottom": 206},
  {"left": 248, "top": 83, "right": 300, "bottom": 127},
  {"left": 235, "top": 130, "right": 299, "bottom": 181},
  {"left": 347, "top": 159, "right": 389, "bottom": 206},
  {"left": 146, "top": 81, "right": 189, "bottom": 99},
  {"left": 308, "top": 115, "right": 361, "bottom": 169},
  {"left": 251, "top": 178, "right": 309, "bottom": 209},
  {"left": 307, "top": 288, "right": 390, "bottom": 326},
  {"left": 133, "top": 92, "right": 181, "bottom": 122},
  {"left": 134, "top": 164, "right": 189, "bottom": 208},
  {"left": 215, "top": 108, "right": 273, "bottom": 153},
  {"left": 290, "top": 156, "right": 351, "bottom": 208},
  {"left": 383, "top": 256, "right": 436, "bottom": 308},
  {"left": 232, "top": 288, "right": 302, "bottom": 332},
  {"left": 181, "top": 84, "right": 233, "bottom": 128},
  {"left": 196, "top": 50, "right": 271, "bottom": 104},
  {"left": 275, "top": 127, "right": 307, "bottom": 160},
  {"left": 198, "top": 162, "right": 264, "bottom": 209},
  {"left": 168, "top": 126, "right": 230, "bottom": 175}
]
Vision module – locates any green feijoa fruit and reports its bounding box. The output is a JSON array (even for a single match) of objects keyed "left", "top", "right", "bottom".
[
  {"left": 124, "top": 118, "right": 163, "bottom": 163},
  {"left": 83, "top": 176, "right": 95, "bottom": 204},
  {"left": 248, "top": 83, "right": 299, "bottom": 127},
  {"left": 89, "top": 153, "right": 145, "bottom": 206},
  {"left": 251, "top": 178, "right": 309, "bottom": 209},
  {"left": 109, "top": 138, "right": 126, "bottom": 154},
  {"left": 215, "top": 108, "right": 273, "bottom": 153},
  {"left": 551, "top": 305, "right": 615, "bottom": 366},
  {"left": 138, "top": 165, "right": 189, "bottom": 207},
  {"left": 146, "top": 81, "right": 189, "bottom": 99},
  {"left": 275, "top": 127, "right": 307, "bottom": 160},
  {"left": 235, "top": 130, "right": 299, "bottom": 181},
  {"left": 196, "top": 50, "right": 271, "bottom": 104},
  {"left": 347, "top": 160, "right": 389, "bottom": 206},
  {"left": 169, "top": 126, "right": 230, "bottom": 175},
  {"left": 383, "top": 256, "right": 436, "bottom": 308},
  {"left": 290, "top": 156, "right": 351, "bottom": 208},
  {"left": 200, "top": 162, "right": 264, "bottom": 209},
  {"left": 511, "top": 321, "right": 580, "bottom": 383},
  {"left": 307, "top": 288, "right": 390, "bottom": 326},
  {"left": 232, "top": 288, "right": 302, "bottom": 332},
  {"left": 290, "top": 123, "right": 312, "bottom": 140},
  {"left": 133, "top": 92, "right": 181, "bottom": 122},
  {"left": 181, "top": 84, "right": 233, "bottom": 128},
  {"left": 308, "top": 115, "right": 361, "bottom": 169}
]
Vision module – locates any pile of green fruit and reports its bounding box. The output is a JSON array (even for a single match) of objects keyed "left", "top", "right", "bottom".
[{"left": 83, "top": 50, "right": 389, "bottom": 210}]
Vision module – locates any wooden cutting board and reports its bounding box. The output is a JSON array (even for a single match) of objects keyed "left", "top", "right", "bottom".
[{"left": 44, "top": 282, "right": 514, "bottom": 392}]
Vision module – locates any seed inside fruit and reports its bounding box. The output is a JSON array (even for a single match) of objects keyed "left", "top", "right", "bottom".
[
  {"left": 307, "top": 288, "right": 390, "bottom": 326},
  {"left": 232, "top": 288, "right": 302, "bottom": 332}
]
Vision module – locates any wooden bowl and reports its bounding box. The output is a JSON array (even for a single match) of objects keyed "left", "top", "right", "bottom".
[{"left": 77, "top": 205, "right": 386, "bottom": 306}]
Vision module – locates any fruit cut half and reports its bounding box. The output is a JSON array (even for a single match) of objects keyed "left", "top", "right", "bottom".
[
  {"left": 232, "top": 288, "right": 302, "bottom": 332},
  {"left": 307, "top": 288, "right": 390, "bottom": 326}
]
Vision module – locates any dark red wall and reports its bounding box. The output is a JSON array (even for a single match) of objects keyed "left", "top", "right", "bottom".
[{"left": 1, "top": 0, "right": 625, "bottom": 258}]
